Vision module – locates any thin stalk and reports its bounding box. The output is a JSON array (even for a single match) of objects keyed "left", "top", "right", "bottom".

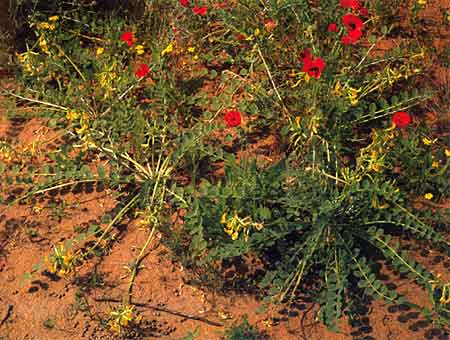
[
  {"left": 54, "top": 44, "right": 86, "bottom": 81},
  {"left": 257, "top": 46, "right": 288, "bottom": 115},
  {"left": 5, "top": 92, "right": 68, "bottom": 111},
  {"left": 83, "top": 193, "right": 140, "bottom": 258},
  {"left": 125, "top": 223, "right": 157, "bottom": 305},
  {"left": 0, "top": 178, "right": 98, "bottom": 215}
]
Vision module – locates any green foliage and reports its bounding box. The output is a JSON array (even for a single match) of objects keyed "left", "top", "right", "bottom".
[
  {"left": 3, "top": 0, "right": 449, "bottom": 334},
  {"left": 224, "top": 317, "right": 264, "bottom": 340}
]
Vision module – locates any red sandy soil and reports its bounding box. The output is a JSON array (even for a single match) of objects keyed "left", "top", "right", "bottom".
[
  {"left": 0, "top": 78, "right": 449, "bottom": 340},
  {"left": 1, "top": 1, "right": 450, "bottom": 338}
]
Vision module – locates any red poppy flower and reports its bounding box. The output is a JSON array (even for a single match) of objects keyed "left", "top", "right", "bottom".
[
  {"left": 180, "top": 0, "right": 189, "bottom": 6},
  {"left": 224, "top": 110, "right": 242, "bottom": 127},
  {"left": 135, "top": 63, "right": 150, "bottom": 78},
  {"left": 342, "top": 13, "right": 364, "bottom": 31},
  {"left": 327, "top": 23, "right": 338, "bottom": 33},
  {"left": 341, "top": 28, "right": 362, "bottom": 45},
  {"left": 264, "top": 19, "right": 277, "bottom": 32},
  {"left": 359, "top": 6, "right": 369, "bottom": 16},
  {"left": 392, "top": 111, "right": 411, "bottom": 128},
  {"left": 299, "top": 48, "right": 312, "bottom": 63},
  {"left": 193, "top": 5, "right": 207, "bottom": 16},
  {"left": 120, "top": 31, "right": 135, "bottom": 47},
  {"left": 349, "top": 28, "right": 362, "bottom": 41},
  {"left": 234, "top": 33, "right": 245, "bottom": 42},
  {"left": 340, "top": 0, "right": 359, "bottom": 11},
  {"left": 341, "top": 35, "right": 352, "bottom": 45},
  {"left": 302, "top": 57, "right": 326, "bottom": 79}
]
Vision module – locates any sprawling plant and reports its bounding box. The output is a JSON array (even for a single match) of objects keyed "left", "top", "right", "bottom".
[{"left": 1, "top": 0, "right": 448, "bottom": 334}]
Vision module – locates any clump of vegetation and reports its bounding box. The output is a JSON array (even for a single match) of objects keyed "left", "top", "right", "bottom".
[
  {"left": 224, "top": 317, "right": 263, "bottom": 340},
  {"left": 1, "top": 0, "right": 449, "bottom": 335}
]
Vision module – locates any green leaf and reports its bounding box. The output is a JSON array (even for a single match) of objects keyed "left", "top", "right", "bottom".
[
  {"left": 97, "top": 165, "right": 106, "bottom": 179},
  {"left": 258, "top": 207, "right": 271, "bottom": 220},
  {"left": 32, "top": 262, "right": 43, "bottom": 272},
  {"left": 87, "top": 224, "right": 99, "bottom": 236},
  {"left": 74, "top": 233, "right": 87, "bottom": 241},
  {"left": 357, "top": 280, "right": 368, "bottom": 288},
  {"left": 369, "top": 103, "right": 377, "bottom": 115}
]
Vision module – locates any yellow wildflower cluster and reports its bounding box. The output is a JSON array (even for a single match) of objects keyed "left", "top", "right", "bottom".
[
  {"left": 221, "top": 211, "right": 263, "bottom": 241},
  {"left": 161, "top": 43, "right": 174, "bottom": 56},
  {"left": 16, "top": 52, "right": 31, "bottom": 73},
  {"left": 332, "top": 81, "right": 362, "bottom": 106},
  {"left": 422, "top": 136, "right": 437, "bottom": 146},
  {"left": 36, "top": 16, "right": 59, "bottom": 31},
  {"left": 0, "top": 141, "right": 15, "bottom": 164},
  {"left": 67, "top": 111, "right": 90, "bottom": 135},
  {"left": 67, "top": 111, "right": 97, "bottom": 149},
  {"left": 108, "top": 305, "right": 136, "bottom": 333},
  {"left": 380, "top": 63, "right": 421, "bottom": 86},
  {"left": 160, "top": 42, "right": 201, "bottom": 62},
  {"left": 45, "top": 244, "right": 75, "bottom": 276},
  {"left": 357, "top": 125, "right": 397, "bottom": 174},
  {"left": 345, "top": 85, "right": 362, "bottom": 106},
  {"left": 135, "top": 44, "right": 145, "bottom": 55},
  {"left": 38, "top": 36, "right": 50, "bottom": 54},
  {"left": 424, "top": 192, "right": 433, "bottom": 200},
  {"left": 186, "top": 46, "right": 199, "bottom": 60},
  {"left": 37, "top": 22, "right": 56, "bottom": 31},
  {"left": 332, "top": 80, "right": 343, "bottom": 96},
  {"left": 438, "top": 283, "right": 450, "bottom": 305},
  {"left": 417, "top": 0, "right": 426, "bottom": 6},
  {"left": 97, "top": 61, "right": 120, "bottom": 98},
  {"left": 341, "top": 60, "right": 423, "bottom": 105},
  {"left": 288, "top": 69, "right": 309, "bottom": 88}
]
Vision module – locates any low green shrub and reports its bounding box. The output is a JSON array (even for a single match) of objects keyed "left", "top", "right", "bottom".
[{"left": 1, "top": 0, "right": 449, "bottom": 333}]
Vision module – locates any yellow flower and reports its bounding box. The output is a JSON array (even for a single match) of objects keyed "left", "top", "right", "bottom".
[
  {"left": 432, "top": 161, "right": 439, "bottom": 168},
  {"left": 445, "top": 149, "right": 450, "bottom": 157},
  {"left": 254, "top": 28, "right": 261, "bottom": 37},
  {"left": 38, "top": 21, "right": 55, "bottom": 30},
  {"left": 81, "top": 112, "right": 89, "bottom": 121},
  {"left": 49, "top": 16, "right": 59, "bottom": 22},
  {"left": 422, "top": 137, "right": 436, "bottom": 146},
  {"left": 221, "top": 212, "right": 227, "bottom": 224},
  {"left": 135, "top": 44, "right": 145, "bottom": 55},
  {"left": 161, "top": 43, "right": 174, "bottom": 56},
  {"left": 38, "top": 22, "right": 51, "bottom": 30},
  {"left": 76, "top": 122, "right": 88, "bottom": 135},
  {"left": 193, "top": 55, "right": 199, "bottom": 61},
  {"left": 38, "top": 36, "right": 49, "bottom": 53},
  {"left": 346, "top": 86, "right": 361, "bottom": 106},
  {"left": 417, "top": 0, "right": 426, "bottom": 6},
  {"left": 187, "top": 46, "right": 196, "bottom": 53},
  {"left": 333, "top": 81, "right": 342, "bottom": 96},
  {"left": 424, "top": 193, "right": 433, "bottom": 200},
  {"left": 66, "top": 111, "right": 79, "bottom": 121},
  {"left": 96, "top": 47, "right": 104, "bottom": 56}
]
